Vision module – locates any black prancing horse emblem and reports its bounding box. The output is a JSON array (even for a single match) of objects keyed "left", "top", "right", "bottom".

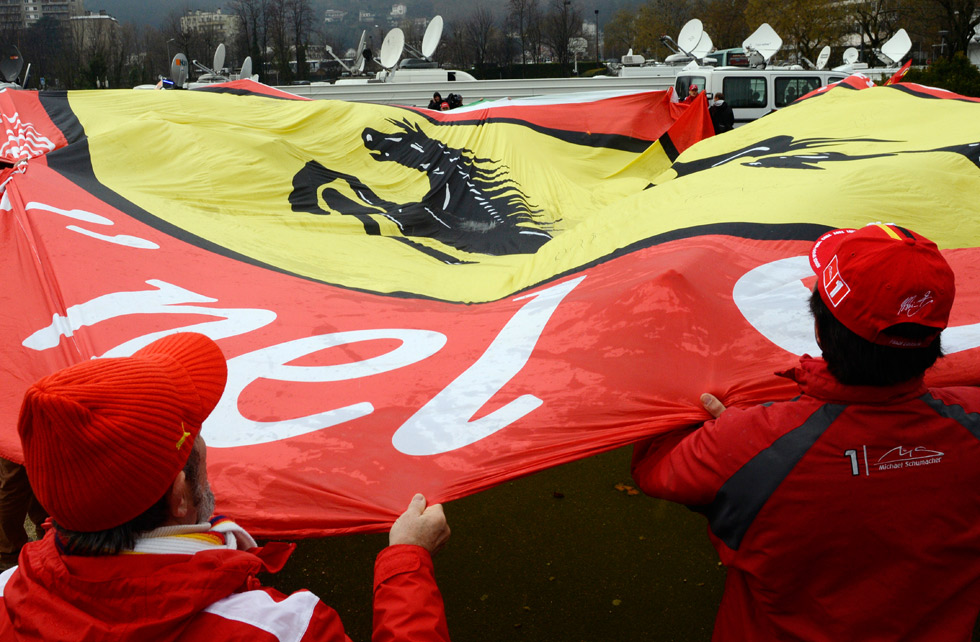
[{"left": 289, "top": 118, "right": 553, "bottom": 261}]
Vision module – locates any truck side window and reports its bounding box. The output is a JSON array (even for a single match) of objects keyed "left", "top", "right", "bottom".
[
  {"left": 775, "top": 77, "right": 820, "bottom": 107},
  {"left": 723, "top": 77, "right": 766, "bottom": 108}
]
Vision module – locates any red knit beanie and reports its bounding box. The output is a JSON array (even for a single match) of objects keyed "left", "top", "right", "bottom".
[{"left": 17, "top": 333, "right": 227, "bottom": 532}]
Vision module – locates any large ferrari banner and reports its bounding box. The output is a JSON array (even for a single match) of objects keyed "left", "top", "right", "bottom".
[{"left": 2, "top": 81, "right": 979, "bottom": 537}]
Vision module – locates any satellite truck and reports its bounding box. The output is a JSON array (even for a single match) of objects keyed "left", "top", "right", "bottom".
[
  {"left": 277, "top": 15, "right": 681, "bottom": 105},
  {"left": 673, "top": 25, "right": 913, "bottom": 127},
  {"left": 609, "top": 19, "right": 716, "bottom": 82},
  {"left": 131, "top": 16, "right": 912, "bottom": 119},
  {"left": 134, "top": 44, "right": 256, "bottom": 90}
]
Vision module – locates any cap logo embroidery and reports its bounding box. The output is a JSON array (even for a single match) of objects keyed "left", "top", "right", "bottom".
[
  {"left": 898, "top": 291, "right": 934, "bottom": 317},
  {"left": 176, "top": 422, "right": 190, "bottom": 450},
  {"left": 822, "top": 255, "right": 850, "bottom": 307}
]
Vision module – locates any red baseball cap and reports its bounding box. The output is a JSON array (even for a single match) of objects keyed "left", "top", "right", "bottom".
[
  {"left": 17, "top": 333, "right": 227, "bottom": 532},
  {"left": 809, "top": 224, "right": 955, "bottom": 348}
]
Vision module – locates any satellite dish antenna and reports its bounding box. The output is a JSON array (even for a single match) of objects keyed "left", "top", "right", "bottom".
[
  {"left": 353, "top": 30, "right": 368, "bottom": 73},
  {"left": 621, "top": 47, "right": 645, "bottom": 65},
  {"left": 691, "top": 32, "right": 713, "bottom": 60},
  {"left": 421, "top": 15, "right": 443, "bottom": 59},
  {"left": 0, "top": 44, "right": 24, "bottom": 84},
  {"left": 171, "top": 53, "right": 189, "bottom": 86},
  {"left": 676, "top": 19, "right": 704, "bottom": 55},
  {"left": 877, "top": 28, "right": 911, "bottom": 66},
  {"left": 842, "top": 47, "right": 859, "bottom": 65},
  {"left": 213, "top": 43, "right": 226, "bottom": 75},
  {"left": 240, "top": 56, "right": 252, "bottom": 80},
  {"left": 379, "top": 28, "right": 405, "bottom": 70},
  {"left": 816, "top": 46, "right": 831, "bottom": 70},
  {"left": 743, "top": 23, "right": 782, "bottom": 67}
]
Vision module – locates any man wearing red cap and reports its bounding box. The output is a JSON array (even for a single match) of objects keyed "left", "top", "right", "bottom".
[
  {"left": 0, "top": 333, "right": 452, "bottom": 641},
  {"left": 682, "top": 84, "right": 700, "bottom": 104},
  {"left": 632, "top": 223, "right": 980, "bottom": 640}
]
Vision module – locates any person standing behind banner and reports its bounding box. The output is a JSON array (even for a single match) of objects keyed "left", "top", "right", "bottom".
[
  {"left": 631, "top": 223, "right": 980, "bottom": 641},
  {"left": 0, "top": 332, "right": 452, "bottom": 642},
  {"left": 708, "top": 92, "right": 734, "bottom": 134},
  {"left": 681, "top": 84, "right": 700, "bottom": 104},
  {"left": 0, "top": 458, "right": 46, "bottom": 572},
  {"left": 427, "top": 91, "right": 443, "bottom": 110}
]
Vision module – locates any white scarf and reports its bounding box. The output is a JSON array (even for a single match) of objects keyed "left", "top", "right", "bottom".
[{"left": 128, "top": 518, "right": 258, "bottom": 555}]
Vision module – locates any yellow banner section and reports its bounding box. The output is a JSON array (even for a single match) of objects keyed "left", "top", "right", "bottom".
[
  {"left": 69, "top": 86, "right": 980, "bottom": 302},
  {"left": 646, "top": 86, "right": 980, "bottom": 249}
]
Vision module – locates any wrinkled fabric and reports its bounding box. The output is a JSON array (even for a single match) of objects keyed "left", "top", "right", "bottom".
[{"left": 3, "top": 83, "right": 980, "bottom": 537}]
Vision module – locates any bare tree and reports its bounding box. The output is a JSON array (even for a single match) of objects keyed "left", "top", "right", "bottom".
[
  {"left": 632, "top": 0, "right": 694, "bottom": 61},
  {"left": 109, "top": 22, "right": 137, "bottom": 87},
  {"left": 230, "top": 0, "right": 268, "bottom": 75},
  {"left": 125, "top": 24, "right": 168, "bottom": 87},
  {"left": 266, "top": 0, "right": 290, "bottom": 83},
  {"left": 527, "top": 4, "right": 544, "bottom": 62},
  {"left": 68, "top": 16, "right": 121, "bottom": 88},
  {"left": 161, "top": 9, "right": 191, "bottom": 67},
  {"left": 891, "top": 1, "right": 946, "bottom": 63},
  {"left": 400, "top": 18, "right": 427, "bottom": 59},
  {"left": 465, "top": 4, "right": 497, "bottom": 72},
  {"left": 845, "top": 0, "right": 912, "bottom": 63},
  {"left": 197, "top": 19, "right": 225, "bottom": 71},
  {"left": 20, "top": 17, "right": 68, "bottom": 88},
  {"left": 926, "top": 0, "right": 980, "bottom": 58},
  {"left": 508, "top": 0, "right": 539, "bottom": 67},
  {"left": 443, "top": 18, "right": 472, "bottom": 69},
  {"left": 745, "top": 0, "right": 849, "bottom": 65},
  {"left": 542, "top": 0, "right": 583, "bottom": 75},
  {"left": 602, "top": 8, "right": 639, "bottom": 59},
  {"left": 695, "top": 0, "right": 750, "bottom": 50},
  {"left": 287, "top": 0, "right": 313, "bottom": 80}
]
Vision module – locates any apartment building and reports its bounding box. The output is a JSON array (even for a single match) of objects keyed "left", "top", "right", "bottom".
[{"left": 0, "top": 0, "right": 83, "bottom": 30}]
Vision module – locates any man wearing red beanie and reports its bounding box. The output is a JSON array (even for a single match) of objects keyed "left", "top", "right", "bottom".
[
  {"left": 632, "top": 223, "right": 980, "bottom": 640},
  {"left": 0, "top": 332, "right": 452, "bottom": 641}
]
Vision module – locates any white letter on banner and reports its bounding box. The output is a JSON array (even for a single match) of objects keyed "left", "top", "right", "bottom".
[
  {"left": 22, "top": 280, "right": 277, "bottom": 356},
  {"left": 25, "top": 202, "right": 159, "bottom": 249},
  {"left": 205, "top": 329, "right": 447, "bottom": 448},
  {"left": 732, "top": 256, "right": 818, "bottom": 356},
  {"left": 733, "top": 256, "right": 980, "bottom": 356},
  {"left": 391, "top": 276, "right": 585, "bottom": 457}
]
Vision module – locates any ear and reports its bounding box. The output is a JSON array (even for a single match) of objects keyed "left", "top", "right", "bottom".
[{"left": 168, "top": 470, "right": 193, "bottom": 522}]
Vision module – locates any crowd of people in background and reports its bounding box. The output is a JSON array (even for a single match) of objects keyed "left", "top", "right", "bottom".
[
  {"left": 427, "top": 91, "right": 463, "bottom": 111},
  {"left": 680, "top": 84, "right": 734, "bottom": 135}
]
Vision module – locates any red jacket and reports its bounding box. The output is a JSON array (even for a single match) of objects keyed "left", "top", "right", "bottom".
[
  {"left": 632, "top": 356, "right": 980, "bottom": 641},
  {"left": 0, "top": 531, "right": 449, "bottom": 642}
]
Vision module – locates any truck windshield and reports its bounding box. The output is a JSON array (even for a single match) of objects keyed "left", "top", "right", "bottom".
[{"left": 675, "top": 76, "right": 706, "bottom": 96}]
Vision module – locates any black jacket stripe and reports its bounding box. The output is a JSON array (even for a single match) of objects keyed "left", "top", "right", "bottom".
[
  {"left": 920, "top": 393, "right": 980, "bottom": 441},
  {"left": 694, "top": 403, "right": 847, "bottom": 550}
]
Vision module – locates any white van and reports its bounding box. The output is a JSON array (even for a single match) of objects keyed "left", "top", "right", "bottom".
[{"left": 676, "top": 67, "right": 848, "bottom": 127}]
